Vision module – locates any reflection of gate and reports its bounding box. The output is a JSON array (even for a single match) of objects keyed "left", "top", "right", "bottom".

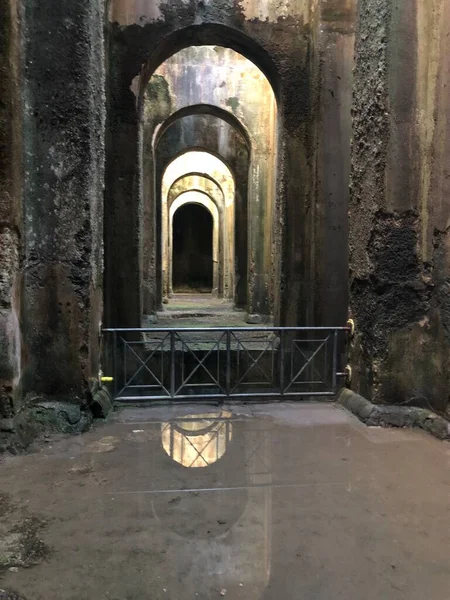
[{"left": 103, "top": 327, "right": 350, "bottom": 402}]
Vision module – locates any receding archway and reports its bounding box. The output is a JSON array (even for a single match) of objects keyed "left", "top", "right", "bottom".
[
  {"left": 138, "top": 45, "right": 278, "bottom": 322},
  {"left": 161, "top": 151, "right": 235, "bottom": 304},
  {"left": 105, "top": 16, "right": 351, "bottom": 331},
  {"left": 172, "top": 202, "right": 214, "bottom": 294},
  {"left": 153, "top": 113, "right": 250, "bottom": 310},
  {"left": 168, "top": 175, "right": 228, "bottom": 297},
  {"left": 170, "top": 192, "right": 220, "bottom": 296}
]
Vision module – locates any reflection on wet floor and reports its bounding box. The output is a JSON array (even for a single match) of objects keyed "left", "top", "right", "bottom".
[
  {"left": 121, "top": 409, "right": 273, "bottom": 598},
  {"left": 0, "top": 403, "right": 449, "bottom": 600},
  {"left": 161, "top": 411, "right": 233, "bottom": 468}
]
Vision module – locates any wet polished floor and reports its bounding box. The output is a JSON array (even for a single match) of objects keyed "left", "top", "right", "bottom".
[{"left": 0, "top": 403, "right": 449, "bottom": 599}]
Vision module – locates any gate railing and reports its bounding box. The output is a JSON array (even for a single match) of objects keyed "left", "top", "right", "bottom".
[{"left": 102, "top": 326, "right": 350, "bottom": 402}]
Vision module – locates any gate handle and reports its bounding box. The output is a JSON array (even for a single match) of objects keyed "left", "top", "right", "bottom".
[{"left": 98, "top": 370, "right": 114, "bottom": 386}]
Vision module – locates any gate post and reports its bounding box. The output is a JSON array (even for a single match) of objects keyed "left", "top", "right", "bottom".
[
  {"left": 332, "top": 330, "right": 338, "bottom": 392},
  {"left": 226, "top": 330, "right": 231, "bottom": 397},
  {"left": 279, "top": 329, "right": 285, "bottom": 396},
  {"left": 170, "top": 331, "right": 176, "bottom": 397}
]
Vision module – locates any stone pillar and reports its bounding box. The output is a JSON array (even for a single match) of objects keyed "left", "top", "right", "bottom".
[
  {"left": 275, "top": 20, "right": 319, "bottom": 329},
  {"left": 0, "top": 0, "right": 21, "bottom": 421},
  {"left": 247, "top": 155, "right": 270, "bottom": 321},
  {"left": 315, "top": 0, "right": 356, "bottom": 327},
  {"left": 247, "top": 146, "right": 277, "bottom": 322},
  {"left": 350, "top": 0, "right": 450, "bottom": 412},
  {"left": 20, "top": 0, "right": 105, "bottom": 405}
]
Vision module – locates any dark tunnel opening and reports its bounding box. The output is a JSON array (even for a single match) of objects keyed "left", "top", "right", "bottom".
[{"left": 172, "top": 203, "right": 214, "bottom": 293}]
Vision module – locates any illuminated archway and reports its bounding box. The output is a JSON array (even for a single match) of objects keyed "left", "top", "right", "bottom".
[
  {"left": 168, "top": 173, "right": 225, "bottom": 210},
  {"left": 153, "top": 113, "right": 249, "bottom": 309},
  {"left": 168, "top": 174, "right": 231, "bottom": 298},
  {"left": 105, "top": 14, "right": 353, "bottom": 332},
  {"left": 162, "top": 151, "right": 235, "bottom": 301},
  {"left": 170, "top": 193, "right": 220, "bottom": 295}
]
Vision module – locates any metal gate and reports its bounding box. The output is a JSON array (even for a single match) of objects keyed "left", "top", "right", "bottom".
[{"left": 103, "top": 326, "right": 350, "bottom": 402}]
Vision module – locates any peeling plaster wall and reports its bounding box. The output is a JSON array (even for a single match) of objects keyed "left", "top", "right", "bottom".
[
  {"left": 240, "top": 0, "right": 316, "bottom": 23},
  {"left": 350, "top": 0, "right": 450, "bottom": 413},
  {"left": 0, "top": 0, "right": 21, "bottom": 417},
  {"left": 111, "top": 0, "right": 317, "bottom": 26}
]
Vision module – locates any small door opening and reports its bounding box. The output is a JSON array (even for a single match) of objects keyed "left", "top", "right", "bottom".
[{"left": 172, "top": 203, "right": 213, "bottom": 293}]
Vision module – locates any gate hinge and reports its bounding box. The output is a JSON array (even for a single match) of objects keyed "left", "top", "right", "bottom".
[
  {"left": 346, "top": 319, "right": 355, "bottom": 337},
  {"left": 345, "top": 364, "right": 352, "bottom": 385}
]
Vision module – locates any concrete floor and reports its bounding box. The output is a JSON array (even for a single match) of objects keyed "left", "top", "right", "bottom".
[
  {"left": 163, "top": 294, "right": 235, "bottom": 313},
  {"left": 146, "top": 294, "right": 259, "bottom": 328},
  {"left": 0, "top": 403, "right": 449, "bottom": 599}
]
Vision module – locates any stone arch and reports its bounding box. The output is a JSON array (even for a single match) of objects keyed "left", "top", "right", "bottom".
[
  {"left": 143, "top": 45, "right": 277, "bottom": 319},
  {"left": 161, "top": 151, "right": 235, "bottom": 302},
  {"left": 162, "top": 151, "right": 235, "bottom": 208},
  {"left": 153, "top": 104, "right": 252, "bottom": 154},
  {"left": 105, "top": 10, "right": 350, "bottom": 329},
  {"left": 168, "top": 173, "right": 225, "bottom": 210},
  {"left": 150, "top": 113, "right": 250, "bottom": 310},
  {"left": 170, "top": 192, "right": 220, "bottom": 297},
  {"left": 168, "top": 175, "right": 233, "bottom": 299},
  {"left": 134, "top": 23, "right": 281, "bottom": 102}
]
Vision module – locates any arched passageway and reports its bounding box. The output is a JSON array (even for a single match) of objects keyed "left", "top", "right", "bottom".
[
  {"left": 105, "top": 33, "right": 285, "bottom": 328},
  {"left": 153, "top": 112, "right": 249, "bottom": 309},
  {"left": 168, "top": 177, "right": 226, "bottom": 296},
  {"left": 170, "top": 192, "right": 220, "bottom": 297},
  {"left": 105, "top": 14, "right": 351, "bottom": 331},
  {"left": 161, "top": 151, "right": 235, "bottom": 303},
  {"left": 146, "top": 46, "right": 277, "bottom": 320},
  {"left": 172, "top": 203, "right": 214, "bottom": 293}
]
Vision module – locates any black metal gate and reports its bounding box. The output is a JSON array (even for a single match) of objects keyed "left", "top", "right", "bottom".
[{"left": 103, "top": 326, "right": 350, "bottom": 402}]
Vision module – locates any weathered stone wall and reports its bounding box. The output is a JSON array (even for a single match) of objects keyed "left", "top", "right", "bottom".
[
  {"left": 0, "top": 0, "right": 21, "bottom": 421},
  {"left": 19, "top": 0, "right": 105, "bottom": 405},
  {"left": 350, "top": 0, "right": 450, "bottom": 413}
]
